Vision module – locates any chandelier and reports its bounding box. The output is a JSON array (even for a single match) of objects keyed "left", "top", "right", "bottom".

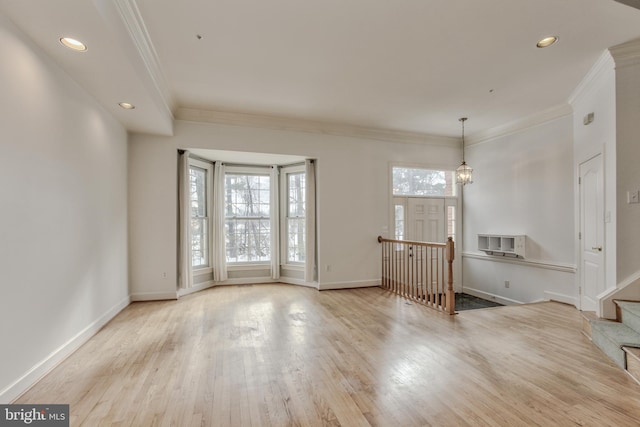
[{"left": 456, "top": 117, "right": 473, "bottom": 185}]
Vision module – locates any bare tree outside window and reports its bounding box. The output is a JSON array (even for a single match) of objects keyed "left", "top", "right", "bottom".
[
  {"left": 287, "top": 172, "right": 305, "bottom": 263},
  {"left": 190, "top": 166, "right": 208, "bottom": 267},
  {"left": 225, "top": 173, "right": 271, "bottom": 263},
  {"left": 392, "top": 167, "right": 456, "bottom": 196}
]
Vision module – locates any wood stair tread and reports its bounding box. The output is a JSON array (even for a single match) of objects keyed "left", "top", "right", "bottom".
[
  {"left": 623, "top": 346, "right": 640, "bottom": 359},
  {"left": 623, "top": 346, "right": 640, "bottom": 385}
]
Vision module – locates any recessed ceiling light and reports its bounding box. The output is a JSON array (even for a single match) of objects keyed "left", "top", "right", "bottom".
[
  {"left": 536, "top": 36, "right": 558, "bottom": 48},
  {"left": 59, "top": 37, "right": 87, "bottom": 52},
  {"left": 118, "top": 102, "right": 135, "bottom": 110}
]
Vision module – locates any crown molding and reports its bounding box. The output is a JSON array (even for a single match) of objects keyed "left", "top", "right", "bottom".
[
  {"left": 466, "top": 104, "right": 573, "bottom": 146},
  {"left": 568, "top": 50, "right": 615, "bottom": 105},
  {"left": 175, "top": 107, "right": 460, "bottom": 147},
  {"left": 111, "top": 0, "right": 175, "bottom": 115},
  {"left": 614, "top": 0, "right": 640, "bottom": 12},
  {"left": 609, "top": 37, "right": 640, "bottom": 69}
]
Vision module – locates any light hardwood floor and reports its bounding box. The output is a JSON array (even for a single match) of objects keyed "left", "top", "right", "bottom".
[{"left": 16, "top": 285, "right": 640, "bottom": 426}]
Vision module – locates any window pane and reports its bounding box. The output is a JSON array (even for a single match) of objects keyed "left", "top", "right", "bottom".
[
  {"left": 392, "top": 167, "right": 456, "bottom": 196},
  {"left": 191, "top": 217, "right": 208, "bottom": 267},
  {"left": 447, "top": 206, "right": 456, "bottom": 241},
  {"left": 288, "top": 173, "right": 306, "bottom": 217},
  {"left": 225, "top": 174, "right": 270, "bottom": 217},
  {"left": 287, "top": 218, "right": 305, "bottom": 263},
  {"left": 225, "top": 218, "right": 271, "bottom": 263},
  {"left": 286, "top": 172, "right": 306, "bottom": 264},
  {"left": 190, "top": 166, "right": 207, "bottom": 217},
  {"left": 190, "top": 165, "right": 208, "bottom": 268},
  {"left": 395, "top": 205, "right": 404, "bottom": 240},
  {"left": 225, "top": 173, "right": 271, "bottom": 263}
]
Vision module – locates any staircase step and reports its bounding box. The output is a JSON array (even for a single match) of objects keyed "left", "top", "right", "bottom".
[
  {"left": 590, "top": 320, "right": 640, "bottom": 369},
  {"left": 581, "top": 311, "right": 597, "bottom": 339},
  {"left": 624, "top": 347, "right": 640, "bottom": 384},
  {"left": 616, "top": 301, "right": 640, "bottom": 333}
]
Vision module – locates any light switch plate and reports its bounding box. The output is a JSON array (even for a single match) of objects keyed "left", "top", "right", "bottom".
[{"left": 628, "top": 191, "right": 640, "bottom": 204}]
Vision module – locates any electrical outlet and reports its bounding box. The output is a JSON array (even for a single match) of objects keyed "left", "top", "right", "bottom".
[
  {"left": 504, "top": 280, "right": 510, "bottom": 288},
  {"left": 162, "top": 272, "right": 167, "bottom": 279}
]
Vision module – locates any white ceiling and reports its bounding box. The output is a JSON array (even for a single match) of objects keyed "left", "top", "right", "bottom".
[{"left": 2, "top": 0, "right": 640, "bottom": 138}]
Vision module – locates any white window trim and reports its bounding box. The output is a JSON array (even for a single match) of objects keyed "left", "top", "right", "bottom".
[
  {"left": 224, "top": 165, "right": 273, "bottom": 266},
  {"left": 280, "top": 164, "right": 306, "bottom": 267},
  {"left": 190, "top": 158, "right": 214, "bottom": 270}
]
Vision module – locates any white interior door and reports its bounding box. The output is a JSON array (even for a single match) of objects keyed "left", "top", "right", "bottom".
[
  {"left": 407, "top": 198, "right": 445, "bottom": 243},
  {"left": 579, "top": 154, "right": 604, "bottom": 312}
]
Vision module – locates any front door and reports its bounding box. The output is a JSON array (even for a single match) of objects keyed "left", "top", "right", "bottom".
[
  {"left": 407, "top": 198, "right": 445, "bottom": 243},
  {"left": 579, "top": 154, "right": 605, "bottom": 311},
  {"left": 406, "top": 198, "right": 445, "bottom": 294}
]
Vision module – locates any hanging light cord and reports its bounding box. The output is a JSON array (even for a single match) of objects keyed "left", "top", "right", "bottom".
[{"left": 460, "top": 117, "right": 467, "bottom": 163}]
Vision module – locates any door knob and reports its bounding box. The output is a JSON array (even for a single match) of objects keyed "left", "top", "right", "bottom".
[{"left": 592, "top": 246, "right": 603, "bottom": 252}]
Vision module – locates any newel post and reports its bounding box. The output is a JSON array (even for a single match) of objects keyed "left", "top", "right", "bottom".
[{"left": 446, "top": 237, "right": 455, "bottom": 315}]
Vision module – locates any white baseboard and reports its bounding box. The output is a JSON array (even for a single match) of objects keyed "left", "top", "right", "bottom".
[
  {"left": 216, "top": 277, "right": 278, "bottom": 286},
  {"left": 177, "top": 279, "right": 320, "bottom": 296},
  {"left": 0, "top": 295, "right": 131, "bottom": 404},
  {"left": 543, "top": 291, "right": 577, "bottom": 307},
  {"left": 319, "top": 279, "right": 381, "bottom": 291},
  {"left": 462, "top": 287, "right": 523, "bottom": 306},
  {"left": 177, "top": 281, "right": 215, "bottom": 298},
  {"left": 278, "top": 278, "right": 319, "bottom": 289},
  {"left": 130, "top": 291, "right": 178, "bottom": 301}
]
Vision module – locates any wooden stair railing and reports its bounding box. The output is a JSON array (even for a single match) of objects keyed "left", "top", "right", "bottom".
[{"left": 377, "top": 236, "right": 456, "bottom": 315}]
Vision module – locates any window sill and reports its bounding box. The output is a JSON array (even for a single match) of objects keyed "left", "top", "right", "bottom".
[
  {"left": 193, "top": 267, "right": 213, "bottom": 276},
  {"left": 227, "top": 264, "right": 271, "bottom": 271}
]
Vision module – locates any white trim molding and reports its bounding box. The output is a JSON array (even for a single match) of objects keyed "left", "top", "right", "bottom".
[
  {"left": 466, "top": 104, "right": 573, "bottom": 146},
  {"left": 610, "top": 37, "right": 640, "bottom": 69},
  {"left": 175, "top": 108, "right": 459, "bottom": 147},
  {"left": 279, "top": 278, "right": 319, "bottom": 289},
  {"left": 0, "top": 296, "right": 131, "bottom": 404},
  {"left": 177, "top": 281, "right": 215, "bottom": 298},
  {"left": 462, "top": 287, "right": 523, "bottom": 306},
  {"left": 599, "top": 270, "right": 640, "bottom": 319},
  {"left": 178, "top": 279, "right": 320, "bottom": 297},
  {"left": 543, "top": 291, "right": 577, "bottom": 307},
  {"left": 130, "top": 291, "right": 178, "bottom": 301},
  {"left": 112, "top": 0, "right": 175, "bottom": 114},
  {"left": 568, "top": 50, "right": 615, "bottom": 105},
  {"left": 319, "top": 279, "right": 381, "bottom": 291},
  {"left": 462, "top": 252, "right": 577, "bottom": 274}
]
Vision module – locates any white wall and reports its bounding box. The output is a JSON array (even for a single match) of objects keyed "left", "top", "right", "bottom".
[
  {"left": 128, "top": 120, "right": 460, "bottom": 295},
  {"left": 570, "top": 52, "right": 618, "bottom": 311},
  {"left": 0, "top": 15, "right": 129, "bottom": 402},
  {"left": 462, "top": 114, "right": 576, "bottom": 305},
  {"left": 615, "top": 56, "right": 640, "bottom": 286}
]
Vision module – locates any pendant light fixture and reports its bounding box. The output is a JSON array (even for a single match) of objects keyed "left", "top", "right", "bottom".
[{"left": 456, "top": 117, "right": 473, "bottom": 185}]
